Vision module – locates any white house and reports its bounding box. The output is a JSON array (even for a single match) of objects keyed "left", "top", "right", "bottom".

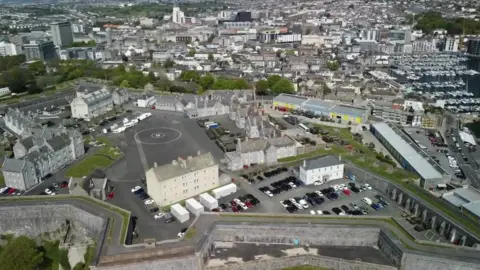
[
  {"left": 299, "top": 155, "right": 344, "bottom": 185},
  {"left": 0, "top": 87, "right": 11, "bottom": 97},
  {"left": 136, "top": 95, "right": 156, "bottom": 108},
  {"left": 70, "top": 88, "right": 113, "bottom": 120}
]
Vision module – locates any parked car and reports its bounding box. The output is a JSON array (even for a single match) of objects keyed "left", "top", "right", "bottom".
[
  {"left": 131, "top": 186, "right": 142, "bottom": 193},
  {"left": 149, "top": 207, "right": 159, "bottom": 213},
  {"left": 177, "top": 228, "right": 188, "bottom": 238},
  {"left": 154, "top": 213, "right": 164, "bottom": 220},
  {"left": 371, "top": 203, "right": 380, "bottom": 211}
]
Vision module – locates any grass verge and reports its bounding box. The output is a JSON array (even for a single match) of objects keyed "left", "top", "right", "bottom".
[
  {"left": 219, "top": 213, "right": 459, "bottom": 251},
  {"left": 184, "top": 228, "right": 197, "bottom": 240}
]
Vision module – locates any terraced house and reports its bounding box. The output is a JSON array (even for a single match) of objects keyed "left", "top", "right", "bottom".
[
  {"left": 70, "top": 86, "right": 114, "bottom": 120},
  {"left": 2, "top": 125, "right": 84, "bottom": 191},
  {"left": 225, "top": 136, "right": 297, "bottom": 170}
]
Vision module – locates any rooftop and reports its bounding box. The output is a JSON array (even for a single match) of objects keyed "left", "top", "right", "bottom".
[
  {"left": 302, "top": 155, "right": 344, "bottom": 171},
  {"left": 148, "top": 152, "right": 216, "bottom": 182},
  {"left": 371, "top": 122, "right": 446, "bottom": 181},
  {"left": 443, "top": 186, "right": 480, "bottom": 217}
]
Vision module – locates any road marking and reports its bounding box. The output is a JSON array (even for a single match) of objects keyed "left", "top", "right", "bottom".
[{"left": 135, "top": 136, "right": 149, "bottom": 171}]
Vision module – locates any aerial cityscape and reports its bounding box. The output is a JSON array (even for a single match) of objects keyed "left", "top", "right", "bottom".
[{"left": 1, "top": 0, "right": 480, "bottom": 269}]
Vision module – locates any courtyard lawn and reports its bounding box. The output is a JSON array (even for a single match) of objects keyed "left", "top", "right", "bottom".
[
  {"left": 65, "top": 137, "right": 123, "bottom": 178},
  {"left": 279, "top": 123, "right": 480, "bottom": 239}
]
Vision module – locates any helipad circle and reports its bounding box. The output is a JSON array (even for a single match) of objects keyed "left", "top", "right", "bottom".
[{"left": 134, "top": 127, "right": 182, "bottom": 145}]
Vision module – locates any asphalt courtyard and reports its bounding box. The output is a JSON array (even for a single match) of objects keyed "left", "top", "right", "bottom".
[{"left": 103, "top": 110, "right": 224, "bottom": 243}]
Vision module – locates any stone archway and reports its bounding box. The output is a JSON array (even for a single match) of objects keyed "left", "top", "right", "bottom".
[{"left": 422, "top": 210, "right": 428, "bottom": 222}]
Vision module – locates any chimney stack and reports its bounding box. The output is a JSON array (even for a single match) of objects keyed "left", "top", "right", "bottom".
[
  {"left": 197, "top": 150, "right": 201, "bottom": 156},
  {"left": 339, "top": 154, "right": 342, "bottom": 162},
  {"left": 303, "top": 159, "right": 307, "bottom": 167},
  {"left": 154, "top": 162, "right": 158, "bottom": 167}
]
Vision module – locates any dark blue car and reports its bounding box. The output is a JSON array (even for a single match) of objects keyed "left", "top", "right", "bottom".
[{"left": 371, "top": 203, "right": 380, "bottom": 211}]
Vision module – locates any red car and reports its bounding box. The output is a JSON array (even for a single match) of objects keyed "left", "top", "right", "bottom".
[
  {"left": 231, "top": 201, "right": 237, "bottom": 207},
  {"left": 60, "top": 182, "right": 69, "bottom": 188},
  {"left": 343, "top": 189, "right": 351, "bottom": 196},
  {"left": 245, "top": 202, "right": 253, "bottom": 208},
  {"left": 7, "top": 188, "right": 16, "bottom": 195},
  {"left": 232, "top": 207, "right": 239, "bottom": 213},
  {"left": 106, "top": 192, "right": 115, "bottom": 200},
  {"left": 243, "top": 165, "right": 249, "bottom": 169}
]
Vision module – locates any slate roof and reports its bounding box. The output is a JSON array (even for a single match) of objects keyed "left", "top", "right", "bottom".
[
  {"left": 3, "top": 158, "right": 25, "bottom": 173},
  {"left": 237, "top": 138, "right": 267, "bottom": 153},
  {"left": 302, "top": 155, "right": 344, "bottom": 170},
  {"left": 19, "top": 137, "right": 34, "bottom": 149},
  {"left": 148, "top": 152, "right": 216, "bottom": 182},
  {"left": 46, "top": 135, "right": 70, "bottom": 151},
  {"left": 81, "top": 88, "right": 112, "bottom": 106},
  {"left": 266, "top": 136, "right": 296, "bottom": 147}
]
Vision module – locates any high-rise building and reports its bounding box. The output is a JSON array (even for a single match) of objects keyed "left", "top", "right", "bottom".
[
  {"left": 172, "top": 6, "right": 185, "bottom": 24},
  {"left": 467, "top": 39, "right": 480, "bottom": 56},
  {"left": 0, "top": 42, "right": 22, "bottom": 56},
  {"left": 51, "top": 22, "right": 74, "bottom": 47},
  {"left": 444, "top": 37, "right": 459, "bottom": 52},
  {"left": 24, "top": 40, "right": 57, "bottom": 61}
]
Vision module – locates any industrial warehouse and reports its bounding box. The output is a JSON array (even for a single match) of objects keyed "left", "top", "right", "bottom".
[
  {"left": 370, "top": 122, "right": 451, "bottom": 189},
  {"left": 272, "top": 93, "right": 369, "bottom": 124}
]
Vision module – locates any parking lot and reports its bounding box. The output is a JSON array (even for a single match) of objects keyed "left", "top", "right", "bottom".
[
  {"left": 218, "top": 167, "right": 401, "bottom": 217},
  {"left": 405, "top": 127, "right": 465, "bottom": 181}
]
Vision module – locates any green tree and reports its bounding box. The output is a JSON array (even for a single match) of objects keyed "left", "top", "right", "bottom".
[
  {"left": 267, "top": 75, "right": 282, "bottom": 88},
  {"left": 179, "top": 70, "right": 200, "bottom": 82},
  {"left": 72, "top": 262, "right": 85, "bottom": 270},
  {"left": 327, "top": 60, "right": 340, "bottom": 71},
  {"left": 199, "top": 73, "right": 214, "bottom": 90},
  {"left": 271, "top": 78, "right": 294, "bottom": 94},
  {"left": 0, "top": 236, "right": 44, "bottom": 270},
  {"left": 119, "top": 80, "right": 131, "bottom": 88},
  {"left": 28, "top": 61, "right": 46, "bottom": 75},
  {"left": 187, "top": 48, "right": 196, "bottom": 57},
  {"left": 255, "top": 79, "right": 269, "bottom": 94},
  {"left": 163, "top": 59, "right": 175, "bottom": 68},
  {"left": 208, "top": 53, "right": 214, "bottom": 62},
  {"left": 147, "top": 71, "right": 156, "bottom": 82},
  {"left": 305, "top": 28, "right": 312, "bottom": 35},
  {"left": 233, "top": 79, "right": 249, "bottom": 89}
]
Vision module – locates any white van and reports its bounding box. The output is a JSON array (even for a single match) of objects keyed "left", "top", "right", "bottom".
[
  {"left": 112, "top": 127, "right": 125, "bottom": 133},
  {"left": 124, "top": 122, "right": 134, "bottom": 128}
]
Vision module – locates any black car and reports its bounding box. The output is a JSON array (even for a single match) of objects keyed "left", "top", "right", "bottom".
[
  {"left": 332, "top": 207, "right": 343, "bottom": 215},
  {"left": 306, "top": 197, "right": 317, "bottom": 206},
  {"left": 165, "top": 216, "right": 176, "bottom": 223},
  {"left": 257, "top": 176, "right": 264, "bottom": 181},
  {"left": 314, "top": 197, "right": 325, "bottom": 205},
  {"left": 149, "top": 207, "right": 159, "bottom": 213},
  {"left": 220, "top": 204, "right": 227, "bottom": 210},
  {"left": 322, "top": 211, "right": 331, "bottom": 215},
  {"left": 245, "top": 194, "right": 254, "bottom": 199},
  {"left": 341, "top": 205, "right": 350, "bottom": 212},
  {"left": 250, "top": 198, "right": 260, "bottom": 205}
]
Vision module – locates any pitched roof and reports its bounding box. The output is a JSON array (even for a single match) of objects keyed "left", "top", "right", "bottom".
[
  {"left": 148, "top": 152, "right": 216, "bottom": 182},
  {"left": 302, "top": 155, "right": 343, "bottom": 170},
  {"left": 2, "top": 158, "right": 25, "bottom": 173},
  {"left": 266, "top": 136, "right": 295, "bottom": 147}
]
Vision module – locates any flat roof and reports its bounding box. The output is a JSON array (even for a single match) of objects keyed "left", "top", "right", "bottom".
[
  {"left": 171, "top": 203, "right": 189, "bottom": 215},
  {"left": 371, "top": 122, "right": 444, "bottom": 180}
]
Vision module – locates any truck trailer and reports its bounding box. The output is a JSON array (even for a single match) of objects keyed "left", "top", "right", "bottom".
[
  {"left": 185, "top": 198, "right": 204, "bottom": 216},
  {"left": 170, "top": 203, "right": 190, "bottom": 223},
  {"left": 211, "top": 183, "right": 237, "bottom": 199},
  {"left": 199, "top": 193, "right": 218, "bottom": 210}
]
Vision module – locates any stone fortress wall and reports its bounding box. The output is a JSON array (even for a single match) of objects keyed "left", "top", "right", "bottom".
[{"left": 0, "top": 204, "right": 106, "bottom": 239}]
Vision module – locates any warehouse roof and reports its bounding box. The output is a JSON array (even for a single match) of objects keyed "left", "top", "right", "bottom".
[{"left": 371, "top": 122, "right": 445, "bottom": 181}]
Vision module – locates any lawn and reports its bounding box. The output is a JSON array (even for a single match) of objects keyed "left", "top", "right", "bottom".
[
  {"left": 65, "top": 137, "right": 123, "bottom": 178},
  {"left": 279, "top": 123, "right": 480, "bottom": 239},
  {"left": 0, "top": 173, "right": 4, "bottom": 187}
]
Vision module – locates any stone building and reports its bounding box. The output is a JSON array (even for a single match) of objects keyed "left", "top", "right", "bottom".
[
  {"left": 70, "top": 86, "right": 114, "bottom": 120},
  {"left": 112, "top": 88, "right": 130, "bottom": 105},
  {"left": 225, "top": 135, "right": 297, "bottom": 171},
  {"left": 3, "top": 125, "right": 85, "bottom": 190}
]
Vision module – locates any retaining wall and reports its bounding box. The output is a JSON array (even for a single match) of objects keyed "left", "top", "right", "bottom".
[
  {"left": 401, "top": 252, "right": 480, "bottom": 270},
  {"left": 206, "top": 254, "right": 398, "bottom": 270},
  {"left": 347, "top": 165, "right": 480, "bottom": 246},
  {"left": 0, "top": 205, "right": 105, "bottom": 239},
  {"left": 212, "top": 224, "right": 380, "bottom": 246}
]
